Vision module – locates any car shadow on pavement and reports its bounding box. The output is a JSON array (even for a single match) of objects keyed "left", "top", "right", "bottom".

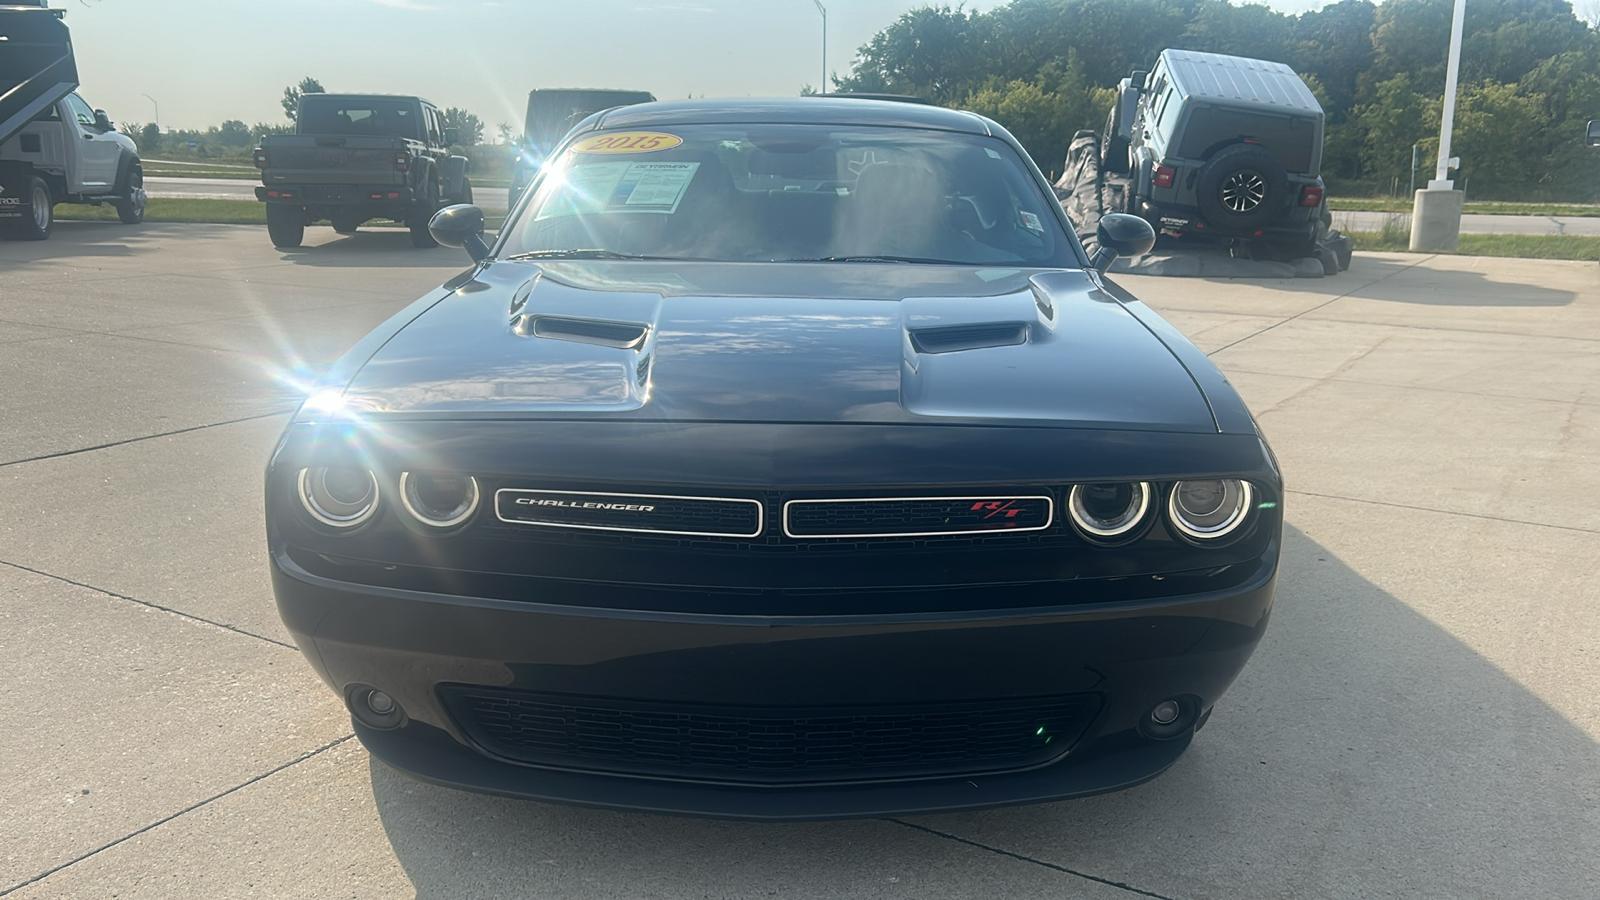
[
  {"left": 1186, "top": 252, "right": 1578, "bottom": 307},
  {"left": 366, "top": 524, "right": 1600, "bottom": 899},
  {"left": 277, "top": 230, "right": 486, "bottom": 269}
]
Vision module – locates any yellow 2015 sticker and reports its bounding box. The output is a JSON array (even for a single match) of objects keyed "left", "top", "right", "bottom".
[{"left": 571, "top": 132, "right": 683, "bottom": 154}]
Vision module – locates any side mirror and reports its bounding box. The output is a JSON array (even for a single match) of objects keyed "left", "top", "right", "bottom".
[
  {"left": 1587, "top": 119, "right": 1600, "bottom": 147},
  {"left": 429, "top": 204, "right": 491, "bottom": 261},
  {"left": 444, "top": 127, "right": 460, "bottom": 145},
  {"left": 94, "top": 109, "right": 112, "bottom": 131},
  {"left": 1090, "top": 213, "right": 1156, "bottom": 273}
]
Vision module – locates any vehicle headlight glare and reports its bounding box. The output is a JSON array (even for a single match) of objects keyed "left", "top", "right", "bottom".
[
  {"left": 1068, "top": 482, "right": 1151, "bottom": 539},
  {"left": 1168, "top": 479, "right": 1253, "bottom": 540},
  {"left": 400, "top": 472, "right": 480, "bottom": 528},
  {"left": 298, "top": 467, "right": 379, "bottom": 528}
]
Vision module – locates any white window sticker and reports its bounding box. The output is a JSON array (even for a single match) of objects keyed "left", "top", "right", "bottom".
[
  {"left": 620, "top": 162, "right": 700, "bottom": 213},
  {"left": 1019, "top": 210, "right": 1044, "bottom": 232},
  {"left": 536, "top": 161, "right": 700, "bottom": 220},
  {"left": 985, "top": 148, "right": 1003, "bottom": 160}
]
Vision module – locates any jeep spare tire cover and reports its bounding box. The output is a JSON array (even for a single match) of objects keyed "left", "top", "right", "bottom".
[{"left": 1196, "top": 143, "right": 1288, "bottom": 230}]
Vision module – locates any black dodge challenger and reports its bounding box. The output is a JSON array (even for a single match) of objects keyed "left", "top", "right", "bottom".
[{"left": 267, "top": 98, "right": 1281, "bottom": 819}]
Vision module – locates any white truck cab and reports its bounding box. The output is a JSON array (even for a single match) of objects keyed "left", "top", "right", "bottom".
[{"left": 0, "top": 5, "right": 145, "bottom": 241}]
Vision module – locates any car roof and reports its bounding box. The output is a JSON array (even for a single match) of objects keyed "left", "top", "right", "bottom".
[
  {"left": 593, "top": 98, "right": 993, "bottom": 135},
  {"left": 1160, "top": 49, "right": 1323, "bottom": 116}
]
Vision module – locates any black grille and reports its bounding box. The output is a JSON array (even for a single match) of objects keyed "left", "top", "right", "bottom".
[
  {"left": 440, "top": 687, "right": 1101, "bottom": 784},
  {"left": 496, "top": 489, "right": 761, "bottom": 537},
  {"left": 785, "top": 495, "right": 1053, "bottom": 538}
]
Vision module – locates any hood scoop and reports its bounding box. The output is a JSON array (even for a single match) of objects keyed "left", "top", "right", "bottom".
[
  {"left": 909, "top": 322, "right": 1030, "bottom": 354},
  {"left": 514, "top": 314, "right": 650, "bottom": 350}
]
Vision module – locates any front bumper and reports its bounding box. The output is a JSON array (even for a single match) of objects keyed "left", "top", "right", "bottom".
[{"left": 273, "top": 544, "right": 1276, "bottom": 819}]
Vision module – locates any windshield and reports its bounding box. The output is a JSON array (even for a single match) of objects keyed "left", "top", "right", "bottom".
[
  {"left": 297, "top": 96, "right": 421, "bottom": 141},
  {"left": 523, "top": 91, "right": 654, "bottom": 153},
  {"left": 500, "top": 124, "right": 1080, "bottom": 267}
]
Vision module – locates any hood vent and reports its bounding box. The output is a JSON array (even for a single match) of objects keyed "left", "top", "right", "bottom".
[
  {"left": 910, "top": 322, "right": 1029, "bottom": 354},
  {"left": 516, "top": 315, "right": 650, "bottom": 350}
]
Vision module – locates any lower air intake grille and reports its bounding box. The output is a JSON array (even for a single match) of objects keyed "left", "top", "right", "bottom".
[{"left": 439, "top": 687, "right": 1102, "bottom": 784}]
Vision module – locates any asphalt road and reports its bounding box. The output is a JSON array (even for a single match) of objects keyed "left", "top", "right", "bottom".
[
  {"left": 145, "top": 176, "right": 511, "bottom": 214},
  {"left": 2, "top": 224, "right": 1597, "bottom": 898}
]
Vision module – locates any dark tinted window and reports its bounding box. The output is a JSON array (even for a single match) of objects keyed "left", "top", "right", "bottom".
[
  {"left": 503, "top": 124, "right": 1077, "bottom": 267},
  {"left": 524, "top": 91, "right": 655, "bottom": 152},
  {"left": 298, "top": 96, "right": 421, "bottom": 140}
]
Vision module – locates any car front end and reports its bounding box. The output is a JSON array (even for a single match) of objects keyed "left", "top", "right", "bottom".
[{"left": 267, "top": 101, "right": 1282, "bottom": 818}]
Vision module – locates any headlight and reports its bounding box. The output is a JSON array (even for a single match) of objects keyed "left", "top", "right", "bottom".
[
  {"left": 1068, "top": 482, "right": 1151, "bottom": 539},
  {"left": 399, "top": 472, "right": 480, "bottom": 528},
  {"left": 298, "top": 467, "right": 380, "bottom": 528},
  {"left": 1168, "top": 479, "right": 1253, "bottom": 540}
]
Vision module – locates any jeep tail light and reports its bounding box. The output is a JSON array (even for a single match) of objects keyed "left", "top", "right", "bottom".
[
  {"left": 394, "top": 152, "right": 409, "bottom": 172},
  {"left": 1300, "top": 186, "right": 1325, "bottom": 207},
  {"left": 1152, "top": 165, "right": 1175, "bottom": 189},
  {"left": 253, "top": 148, "right": 267, "bottom": 169}
]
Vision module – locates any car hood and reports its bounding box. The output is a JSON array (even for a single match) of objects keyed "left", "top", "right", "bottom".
[{"left": 339, "top": 261, "right": 1217, "bottom": 432}]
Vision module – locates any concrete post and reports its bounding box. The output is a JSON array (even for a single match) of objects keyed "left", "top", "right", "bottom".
[{"left": 1410, "top": 188, "right": 1464, "bottom": 251}]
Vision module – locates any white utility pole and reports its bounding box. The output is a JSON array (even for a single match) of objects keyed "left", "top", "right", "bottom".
[
  {"left": 1411, "top": 0, "right": 1468, "bottom": 250},
  {"left": 812, "top": 0, "right": 827, "bottom": 94},
  {"left": 1430, "top": 0, "right": 1467, "bottom": 188}
]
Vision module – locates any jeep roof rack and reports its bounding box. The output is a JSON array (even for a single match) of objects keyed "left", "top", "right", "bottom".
[{"left": 1160, "top": 49, "right": 1322, "bottom": 117}]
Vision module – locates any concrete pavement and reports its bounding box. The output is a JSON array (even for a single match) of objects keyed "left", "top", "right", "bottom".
[
  {"left": 1, "top": 224, "right": 1597, "bottom": 898},
  {"left": 1333, "top": 208, "right": 1600, "bottom": 236}
]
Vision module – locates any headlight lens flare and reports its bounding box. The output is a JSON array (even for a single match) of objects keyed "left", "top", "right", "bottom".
[
  {"left": 298, "top": 467, "right": 380, "bottom": 528},
  {"left": 1068, "top": 481, "right": 1152, "bottom": 539},
  {"left": 400, "top": 472, "right": 481, "bottom": 528},
  {"left": 1168, "top": 479, "right": 1253, "bottom": 540}
]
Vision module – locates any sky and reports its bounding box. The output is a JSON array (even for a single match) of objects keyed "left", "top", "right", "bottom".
[{"left": 57, "top": 0, "right": 1325, "bottom": 134}]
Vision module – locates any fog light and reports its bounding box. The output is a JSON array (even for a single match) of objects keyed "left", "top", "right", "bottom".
[
  {"left": 1140, "top": 696, "right": 1198, "bottom": 740},
  {"left": 347, "top": 685, "right": 404, "bottom": 730}
]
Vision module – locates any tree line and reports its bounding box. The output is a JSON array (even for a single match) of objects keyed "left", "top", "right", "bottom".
[
  {"left": 118, "top": 76, "right": 490, "bottom": 161},
  {"left": 833, "top": 0, "right": 1600, "bottom": 201}
]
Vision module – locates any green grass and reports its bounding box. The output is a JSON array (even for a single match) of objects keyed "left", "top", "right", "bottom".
[
  {"left": 56, "top": 198, "right": 267, "bottom": 223},
  {"left": 1330, "top": 197, "right": 1600, "bottom": 217},
  {"left": 1348, "top": 229, "right": 1600, "bottom": 260},
  {"left": 55, "top": 198, "right": 507, "bottom": 231}
]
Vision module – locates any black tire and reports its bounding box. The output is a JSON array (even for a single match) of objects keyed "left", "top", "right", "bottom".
[
  {"left": 1316, "top": 245, "right": 1340, "bottom": 276},
  {"left": 113, "top": 158, "right": 146, "bottom": 225},
  {"left": 408, "top": 178, "right": 440, "bottom": 248},
  {"left": 6, "top": 176, "right": 53, "bottom": 241},
  {"left": 331, "top": 214, "right": 362, "bottom": 234},
  {"left": 1101, "top": 106, "right": 1129, "bottom": 175},
  {"left": 1195, "top": 144, "right": 1289, "bottom": 230},
  {"left": 266, "top": 204, "right": 305, "bottom": 248}
]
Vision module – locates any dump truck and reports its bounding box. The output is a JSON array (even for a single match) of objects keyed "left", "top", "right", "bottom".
[{"left": 0, "top": 3, "right": 146, "bottom": 241}]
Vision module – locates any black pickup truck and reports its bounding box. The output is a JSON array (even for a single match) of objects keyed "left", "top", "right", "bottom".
[{"left": 254, "top": 94, "right": 471, "bottom": 248}]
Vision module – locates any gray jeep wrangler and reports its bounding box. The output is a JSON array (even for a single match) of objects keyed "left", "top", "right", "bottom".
[{"left": 1106, "top": 49, "right": 1331, "bottom": 260}]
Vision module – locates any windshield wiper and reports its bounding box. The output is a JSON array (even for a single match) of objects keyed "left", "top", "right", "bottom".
[
  {"left": 506, "top": 249, "right": 707, "bottom": 261},
  {"left": 782, "top": 255, "right": 957, "bottom": 265}
]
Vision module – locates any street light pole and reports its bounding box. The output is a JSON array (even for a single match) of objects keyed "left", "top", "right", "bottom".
[
  {"left": 811, "top": 0, "right": 827, "bottom": 94},
  {"left": 141, "top": 93, "right": 159, "bottom": 131},
  {"left": 1430, "top": 0, "right": 1467, "bottom": 188},
  {"left": 1410, "top": 0, "right": 1467, "bottom": 250}
]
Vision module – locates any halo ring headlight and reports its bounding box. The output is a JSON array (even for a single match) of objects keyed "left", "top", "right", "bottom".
[
  {"left": 1168, "top": 479, "right": 1253, "bottom": 540},
  {"left": 1068, "top": 482, "right": 1152, "bottom": 539},
  {"left": 298, "top": 467, "right": 380, "bottom": 528},
  {"left": 399, "top": 472, "right": 481, "bottom": 528}
]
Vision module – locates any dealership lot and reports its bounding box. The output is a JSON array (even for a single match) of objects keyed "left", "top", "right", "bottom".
[{"left": 2, "top": 223, "right": 1596, "bottom": 898}]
